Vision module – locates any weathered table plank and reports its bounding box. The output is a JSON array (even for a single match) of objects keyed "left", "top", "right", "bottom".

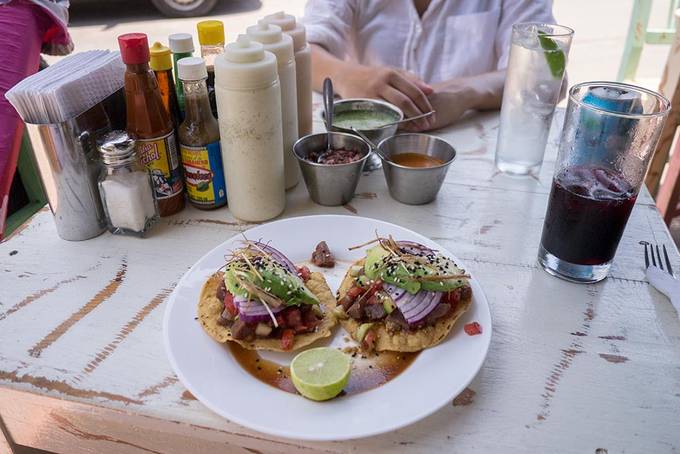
[{"left": 1, "top": 108, "right": 679, "bottom": 453}]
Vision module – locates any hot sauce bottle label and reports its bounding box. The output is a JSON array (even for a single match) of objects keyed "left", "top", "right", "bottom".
[
  {"left": 137, "top": 132, "right": 183, "bottom": 200},
  {"left": 179, "top": 140, "right": 227, "bottom": 206}
]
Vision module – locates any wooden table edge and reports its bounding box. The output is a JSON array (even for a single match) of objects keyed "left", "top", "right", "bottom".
[{"left": 0, "top": 386, "right": 337, "bottom": 454}]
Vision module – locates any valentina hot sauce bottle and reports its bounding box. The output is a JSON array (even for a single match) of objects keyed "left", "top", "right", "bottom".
[
  {"left": 118, "top": 33, "right": 185, "bottom": 217},
  {"left": 177, "top": 57, "right": 227, "bottom": 210}
]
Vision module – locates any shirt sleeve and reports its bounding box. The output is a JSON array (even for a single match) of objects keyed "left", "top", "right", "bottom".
[
  {"left": 495, "top": 0, "right": 557, "bottom": 70},
  {"left": 302, "top": 0, "right": 356, "bottom": 59}
]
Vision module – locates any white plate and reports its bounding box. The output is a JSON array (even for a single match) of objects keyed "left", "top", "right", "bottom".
[{"left": 163, "top": 215, "right": 491, "bottom": 441}]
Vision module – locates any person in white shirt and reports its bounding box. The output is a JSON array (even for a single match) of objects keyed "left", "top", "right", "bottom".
[{"left": 303, "top": 0, "right": 556, "bottom": 131}]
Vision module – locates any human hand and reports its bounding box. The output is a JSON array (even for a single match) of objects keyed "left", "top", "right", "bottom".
[
  {"left": 333, "top": 65, "right": 436, "bottom": 131},
  {"left": 422, "top": 91, "right": 470, "bottom": 131},
  {"left": 400, "top": 84, "right": 474, "bottom": 132},
  {"left": 402, "top": 72, "right": 505, "bottom": 131}
]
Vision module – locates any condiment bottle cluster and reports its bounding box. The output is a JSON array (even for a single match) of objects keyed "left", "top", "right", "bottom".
[{"left": 104, "top": 11, "right": 312, "bottom": 235}]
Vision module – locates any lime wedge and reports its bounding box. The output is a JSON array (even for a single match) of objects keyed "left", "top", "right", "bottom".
[
  {"left": 537, "top": 30, "right": 566, "bottom": 79},
  {"left": 290, "top": 347, "right": 351, "bottom": 401}
]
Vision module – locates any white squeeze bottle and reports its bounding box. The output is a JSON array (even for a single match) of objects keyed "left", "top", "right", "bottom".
[
  {"left": 214, "top": 35, "right": 285, "bottom": 222},
  {"left": 263, "top": 11, "right": 312, "bottom": 137},
  {"left": 247, "top": 20, "right": 299, "bottom": 190}
]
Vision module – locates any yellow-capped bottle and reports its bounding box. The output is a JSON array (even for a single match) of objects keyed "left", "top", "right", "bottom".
[
  {"left": 150, "top": 42, "right": 181, "bottom": 128},
  {"left": 197, "top": 20, "right": 225, "bottom": 118}
]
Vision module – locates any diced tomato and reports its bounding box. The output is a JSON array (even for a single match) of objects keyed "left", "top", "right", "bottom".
[
  {"left": 281, "top": 329, "right": 295, "bottom": 350},
  {"left": 362, "top": 330, "right": 376, "bottom": 350},
  {"left": 286, "top": 308, "right": 302, "bottom": 327},
  {"left": 223, "top": 292, "right": 238, "bottom": 317},
  {"left": 464, "top": 322, "right": 482, "bottom": 336},
  {"left": 347, "top": 286, "right": 365, "bottom": 299},
  {"left": 443, "top": 288, "right": 461, "bottom": 307},
  {"left": 366, "top": 294, "right": 380, "bottom": 305},
  {"left": 340, "top": 295, "right": 354, "bottom": 310},
  {"left": 297, "top": 266, "right": 311, "bottom": 281}
]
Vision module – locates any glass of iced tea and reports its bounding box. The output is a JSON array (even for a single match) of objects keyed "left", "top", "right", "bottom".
[{"left": 538, "top": 81, "right": 670, "bottom": 283}]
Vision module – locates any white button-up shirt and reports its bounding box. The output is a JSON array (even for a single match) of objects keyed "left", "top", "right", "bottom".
[{"left": 303, "top": 0, "right": 556, "bottom": 84}]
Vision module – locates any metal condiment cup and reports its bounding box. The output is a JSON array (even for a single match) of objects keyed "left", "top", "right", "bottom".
[
  {"left": 322, "top": 98, "right": 403, "bottom": 171},
  {"left": 293, "top": 132, "right": 371, "bottom": 206},
  {"left": 377, "top": 133, "right": 456, "bottom": 205}
]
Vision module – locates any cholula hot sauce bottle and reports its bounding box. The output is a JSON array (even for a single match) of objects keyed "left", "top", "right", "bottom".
[{"left": 118, "top": 33, "right": 185, "bottom": 217}]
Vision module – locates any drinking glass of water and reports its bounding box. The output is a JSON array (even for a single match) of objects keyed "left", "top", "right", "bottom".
[
  {"left": 538, "top": 81, "right": 670, "bottom": 283},
  {"left": 495, "top": 23, "right": 573, "bottom": 176}
]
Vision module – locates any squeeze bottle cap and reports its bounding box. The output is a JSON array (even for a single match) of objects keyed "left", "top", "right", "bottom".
[
  {"left": 224, "top": 35, "right": 265, "bottom": 63},
  {"left": 246, "top": 21, "right": 282, "bottom": 45},
  {"left": 197, "top": 20, "right": 225, "bottom": 46},
  {"left": 216, "top": 34, "right": 278, "bottom": 89},
  {"left": 149, "top": 42, "right": 172, "bottom": 71},
  {"left": 247, "top": 22, "right": 294, "bottom": 67},
  {"left": 177, "top": 56, "right": 208, "bottom": 80},
  {"left": 168, "top": 33, "right": 194, "bottom": 53},
  {"left": 118, "top": 33, "right": 150, "bottom": 65},
  {"left": 263, "top": 12, "right": 307, "bottom": 51},
  {"left": 263, "top": 11, "right": 296, "bottom": 31}
]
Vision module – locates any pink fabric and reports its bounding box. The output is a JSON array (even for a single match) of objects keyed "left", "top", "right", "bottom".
[{"left": 0, "top": 0, "right": 52, "bottom": 237}]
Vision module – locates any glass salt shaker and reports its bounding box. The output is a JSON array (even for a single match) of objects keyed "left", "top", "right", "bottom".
[{"left": 97, "top": 131, "right": 159, "bottom": 236}]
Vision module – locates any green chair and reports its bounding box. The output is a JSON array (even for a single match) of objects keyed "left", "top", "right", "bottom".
[
  {"left": 3, "top": 131, "right": 47, "bottom": 239},
  {"left": 618, "top": 0, "right": 679, "bottom": 81}
]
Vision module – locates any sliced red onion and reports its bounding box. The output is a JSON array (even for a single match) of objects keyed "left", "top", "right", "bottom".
[
  {"left": 235, "top": 294, "right": 284, "bottom": 324},
  {"left": 252, "top": 241, "right": 296, "bottom": 274},
  {"left": 397, "top": 240, "right": 434, "bottom": 255},
  {"left": 394, "top": 290, "right": 442, "bottom": 325},
  {"left": 407, "top": 292, "right": 442, "bottom": 321},
  {"left": 382, "top": 241, "right": 443, "bottom": 325},
  {"left": 384, "top": 283, "right": 407, "bottom": 302}
]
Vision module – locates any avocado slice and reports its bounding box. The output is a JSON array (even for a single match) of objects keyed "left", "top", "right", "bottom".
[
  {"left": 363, "top": 244, "right": 466, "bottom": 293},
  {"left": 364, "top": 245, "right": 420, "bottom": 294},
  {"left": 224, "top": 259, "right": 319, "bottom": 306},
  {"left": 355, "top": 323, "right": 374, "bottom": 342},
  {"left": 380, "top": 293, "right": 396, "bottom": 314},
  {"left": 421, "top": 278, "right": 467, "bottom": 292},
  {"left": 364, "top": 245, "right": 389, "bottom": 279}
]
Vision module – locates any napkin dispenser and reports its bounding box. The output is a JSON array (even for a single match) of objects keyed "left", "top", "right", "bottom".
[{"left": 25, "top": 89, "right": 126, "bottom": 241}]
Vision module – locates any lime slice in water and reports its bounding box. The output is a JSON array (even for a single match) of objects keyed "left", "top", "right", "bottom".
[
  {"left": 290, "top": 347, "right": 351, "bottom": 401},
  {"left": 537, "top": 30, "right": 566, "bottom": 79}
]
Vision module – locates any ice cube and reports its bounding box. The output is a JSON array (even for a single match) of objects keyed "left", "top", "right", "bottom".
[{"left": 593, "top": 168, "right": 624, "bottom": 193}]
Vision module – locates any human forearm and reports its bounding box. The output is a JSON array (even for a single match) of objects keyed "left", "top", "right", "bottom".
[
  {"left": 310, "top": 44, "right": 352, "bottom": 94},
  {"left": 433, "top": 70, "right": 506, "bottom": 111},
  {"left": 310, "top": 43, "right": 435, "bottom": 129},
  {"left": 418, "top": 70, "right": 506, "bottom": 130}
]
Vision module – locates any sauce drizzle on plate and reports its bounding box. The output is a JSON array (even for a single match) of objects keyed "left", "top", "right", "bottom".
[{"left": 228, "top": 343, "right": 419, "bottom": 397}]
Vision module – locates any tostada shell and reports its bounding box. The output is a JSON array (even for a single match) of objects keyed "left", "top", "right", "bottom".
[
  {"left": 334, "top": 259, "right": 472, "bottom": 352},
  {"left": 198, "top": 271, "right": 336, "bottom": 352}
]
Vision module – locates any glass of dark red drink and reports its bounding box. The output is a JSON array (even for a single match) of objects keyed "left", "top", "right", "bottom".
[{"left": 539, "top": 81, "right": 670, "bottom": 282}]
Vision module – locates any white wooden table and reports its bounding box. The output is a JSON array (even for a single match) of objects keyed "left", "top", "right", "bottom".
[{"left": 1, "top": 107, "right": 679, "bottom": 454}]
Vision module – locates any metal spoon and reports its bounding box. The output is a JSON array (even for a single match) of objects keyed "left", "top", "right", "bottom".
[
  {"left": 380, "top": 110, "right": 436, "bottom": 129},
  {"left": 318, "top": 78, "right": 334, "bottom": 163},
  {"left": 351, "top": 127, "right": 391, "bottom": 163}
]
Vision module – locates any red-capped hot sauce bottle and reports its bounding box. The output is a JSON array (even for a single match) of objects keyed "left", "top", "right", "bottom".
[{"left": 118, "top": 33, "right": 185, "bottom": 217}]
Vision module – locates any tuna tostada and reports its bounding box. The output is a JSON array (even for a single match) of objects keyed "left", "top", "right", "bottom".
[
  {"left": 198, "top": 241, "right": 336, "bottom": 352},
  {"left": 333, "top": 236, "right": 472, "bottom": 352}
]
